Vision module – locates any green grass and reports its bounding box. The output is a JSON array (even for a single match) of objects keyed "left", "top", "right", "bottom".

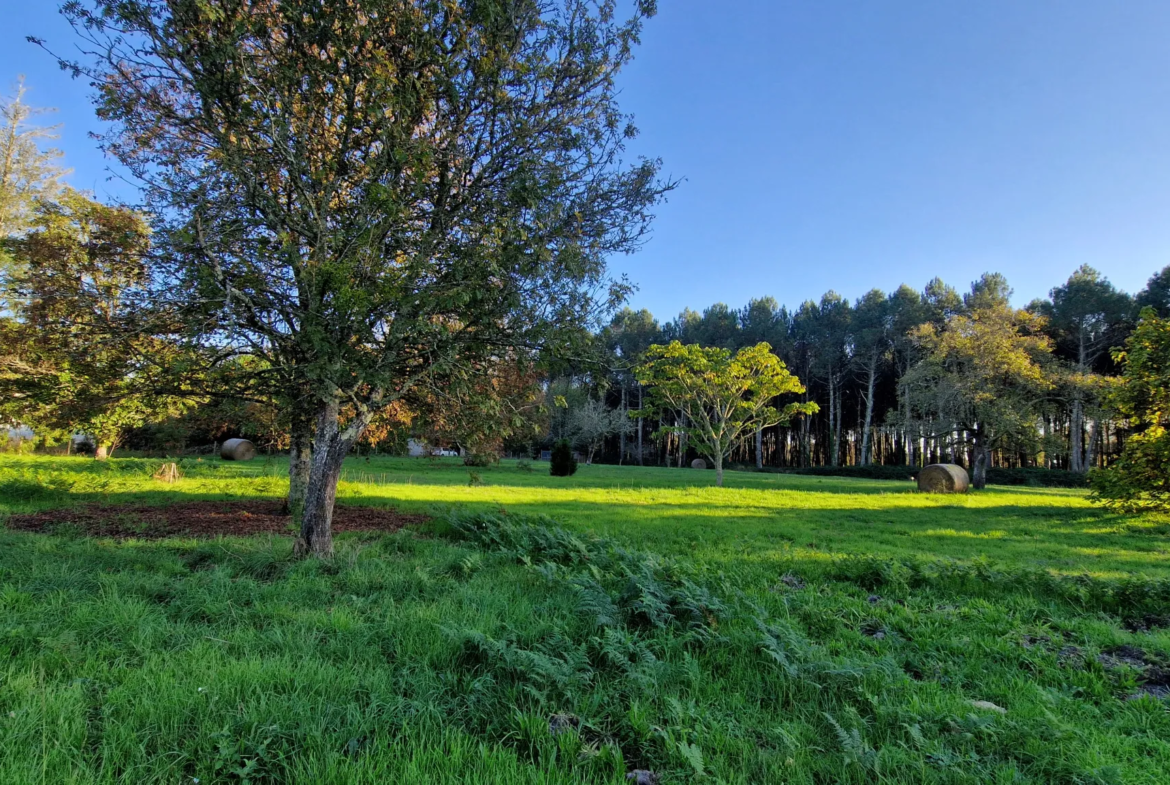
[{"left": 1, "top": 454, "right": 1168, "bottom": 784}]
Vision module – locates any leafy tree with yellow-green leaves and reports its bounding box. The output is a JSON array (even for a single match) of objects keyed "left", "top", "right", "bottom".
[
  {"left": 900, "top": 302, "right": 1057, "bottom": 489},
  {"left": 634, "top": 342, "right": 816, "bottom": 487},
  {"left": 1091, "top": 308, "right": 1170, "bottom": 512}
]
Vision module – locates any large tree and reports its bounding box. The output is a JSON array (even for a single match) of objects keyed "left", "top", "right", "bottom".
[
  {"left": 602, "top": 307, "right": 661, "bottom": 464},
  {"left": 0, "top": 190, "right": 180, "bottom": 457},
  {"left": 1091, "top": 308, "right": 1170, "bottom": 512},
  {"left": 901, "top": 302, "right": 1055, "bottom": 488},
  {"left": 1034, "top": 265, "right": 1132, "bottom": 472},
  {"left": 52, "top": 0, "right": 670, "bottom": 555},
  {"left": 634, "top": 341, "right": 816, "bottom": 487},
  {"left": 851, "top": 288, "right": 890, "bottom": 466}
]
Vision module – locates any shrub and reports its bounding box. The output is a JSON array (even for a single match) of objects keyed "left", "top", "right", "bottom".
[
  {"left": 515, "top": 458, "right": 533, "bottom": 473},
  {"left": 549, "top": 439, "right": 577, "bottom": 477},
  {"left": 462, "top": 452, "right": 498, "bottom": 467}
]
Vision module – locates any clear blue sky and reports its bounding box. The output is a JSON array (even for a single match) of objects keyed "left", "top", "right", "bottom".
[{"left": 4, "top": 2, "right": 1169, "bottom": 321}]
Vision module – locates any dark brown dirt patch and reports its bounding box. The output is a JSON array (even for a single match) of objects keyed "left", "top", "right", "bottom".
[{"left": 5, "top": 500, "right": 428, "bottom": 539}]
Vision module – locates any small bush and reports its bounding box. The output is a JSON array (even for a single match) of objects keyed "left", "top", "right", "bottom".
[
  {"left": 549, "top": 440, "right": 577, "bottom": 477},
  {"left": 463, "top": 452, "right": 498, "bottom": 467},
  {"left": 515, "top": 459, "right": 533, "bottom": 473}
]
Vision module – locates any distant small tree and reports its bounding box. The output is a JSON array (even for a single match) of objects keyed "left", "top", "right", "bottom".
[
  {"left": 634, "top": 342, "right": 816, "bottom": 487},
  {"left": 549, "top": 439, "right": 578, "bottom": 477},
  {"left": 1091, "top": 309, "right": 1170, "bottom": 512},
  {"left": 568, "top": 397, "right": 629, "bottom": 463}
]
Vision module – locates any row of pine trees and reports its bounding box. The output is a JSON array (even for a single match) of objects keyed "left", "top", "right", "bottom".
[{"left": 582, "top": 265, "right": 1170, "bottom": 473}]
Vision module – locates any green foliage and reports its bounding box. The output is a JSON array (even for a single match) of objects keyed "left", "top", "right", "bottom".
[
  {"left": 0, "top": 190, "right": 185, "bottom": 454},
  {"left": 57, "top": 0, "right": 672, "bottom": 553},
  {"left": 634, "top": 341, "right": 817, "bottom": 484},
  {"left": 901, "top": 303, "right": 1057, "bottom": 487},
  {"left": 1092, "top": 309, "right": 1170, "bottom": 512},
  {"left": 0, "top": 76, "right": 67, "bottom": 239},
  {"left": 549, "top": 440, "right": 578, "bottom": 477}
]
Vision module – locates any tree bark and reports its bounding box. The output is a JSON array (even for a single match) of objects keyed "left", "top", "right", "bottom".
[
  {"left": 285, "top": 411, "right": 313, "bottom": 525},
  {"left": 714, "top": 452, "right": 724, "bottom": 487},
  {"left": 95, "top": 444, "right": 110, "bottom": 461},
  {"left": 1085, "top": 417, "right": 1098, "bottom": 471},
  {"left": 860, "top": 357, "right": 877, "bottom": 465},
  {"left": 799, "top": 393, "right": 811, "bottom": 467},
  {"left": 828, "top": 374, "right": 838, "bottom": 467},
  {"left": 619, "top": 385, "right": 627, "bottom": 465},
  {"left": 755, "top": 426, "right": 763, "bottom": 469},
  {"left": 296, "top": 396, "right": 373, "bottom": 558},
  {"left": 971, "top": 432, "right": 989, "bottom": 490},
  {"left": 1069, "top": 397, "right": 1084, "bottom": 473},
  {"left": 637, "top": 385, "right": 644, "bottom": 466}
]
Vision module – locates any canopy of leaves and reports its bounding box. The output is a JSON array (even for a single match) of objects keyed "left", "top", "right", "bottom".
[
  {"left": 0, "top": 191, "right": 184, "bottom": 451},
  {"left": 1091, "top": 309, "right": 1170, "bottom": 512},
  {"left": 634, "top": 341, "right": 817, "bottom": 482},
  {"left": 900, "top": 304, "right": 1056, "bottom": 461}
]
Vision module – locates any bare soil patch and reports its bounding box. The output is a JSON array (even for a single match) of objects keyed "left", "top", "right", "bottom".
[{"left": 5, "top": 500, "right": 428, "bottom": 539}]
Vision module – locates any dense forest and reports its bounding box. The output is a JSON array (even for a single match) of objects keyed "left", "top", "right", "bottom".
[{"left": 573, "top": 265, "right": 1170, "bottom": 475}]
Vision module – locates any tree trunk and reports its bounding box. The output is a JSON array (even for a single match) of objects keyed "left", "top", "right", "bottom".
[
  {"left": 1069, "top": 396, "right": 1084, "bottom": 473},
  {"left": 637, "top": 386, "right": 644, "bottom": 466},
  {"left": 971, "top": 433, "right": 990, "bottom": 490},
  {"left": 1085, "top": 417, "right": 1098, "bottom": 471},
  {"left": 285, "top": 413, "right": 312, "bottom": 524},
  {"left": 619, "top": 386, "right": 627, "bottom": 465},
  {"left": 95, "top": 444, "right": 110, "bottom": 461},
  {"left": 834, "top": 377, "right": 843, "bottom": 467},
  {"left": 714, "top": 452, "right": 724, "bottom": 487},
  {"left": 828, "top": 374, "right": 838, "bottom": 467},
  {"left": 860, "top": 357, "right": 877, "bottom": 465},
  {"left": 755, "top": 426, "right": 763, "bottom": 470},
  {"left": 800, "top": 393, "right": 811, "bottom": 467},
  {"left": 296, "top": 397, "right": 373, "bottom": 558}
]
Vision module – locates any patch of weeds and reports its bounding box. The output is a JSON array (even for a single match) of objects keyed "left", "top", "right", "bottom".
[{"left": 209, "top": 722, "right": 290, "bottom": 784}]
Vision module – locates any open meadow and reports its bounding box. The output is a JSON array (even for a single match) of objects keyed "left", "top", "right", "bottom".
[{"left": 1, "top": 454, "right": 1169, "bottom": 784}]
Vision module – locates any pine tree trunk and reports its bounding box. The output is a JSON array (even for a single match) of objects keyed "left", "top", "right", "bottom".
[
  {"left": 637, "top": 385, "right": 644, "bottom": 466},
  {"left": 828, "top": 375, "right": 838, "bottom": 467},
  {"left": 1069, "top": 397, "right": 1084, "bottom": 473},
  {"left": 619, "top": 385, "right": 627, "bottom": 465},
  {"left": 834, "top": 377, "right": 843, "bottom": 467},
  {"left": 860, "top": 358, "right": 877, "bottom": 465},
  {"left": 1084, "top": 418, "right": 1098, "bottom": 471}
]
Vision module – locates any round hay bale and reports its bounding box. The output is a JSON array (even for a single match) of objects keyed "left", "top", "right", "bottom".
[
  {"left": 917, "top": 463, "right": 969, "bottom": 493},
  {"left": 690, "top": 458, "right": 707, "bottom": 470},
  {"left": 220, "top": 438, "right": 257, "bottom": 462}
]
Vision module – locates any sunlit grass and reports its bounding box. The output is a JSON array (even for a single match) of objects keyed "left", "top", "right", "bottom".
[{"left": 1, "top": 454, "right": 1168, "bottom": 783}]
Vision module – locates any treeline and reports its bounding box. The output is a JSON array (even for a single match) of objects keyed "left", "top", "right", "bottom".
[{"left": 566, "top": 265, "right": 1170, "bottom": 474}]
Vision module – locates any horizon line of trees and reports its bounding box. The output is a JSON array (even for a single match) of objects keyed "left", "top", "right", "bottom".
[{"left": 574, "top": 264, "right": 1170, "bottom": 476}]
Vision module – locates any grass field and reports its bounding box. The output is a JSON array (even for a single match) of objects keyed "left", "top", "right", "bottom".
[{"left": 1, "top": 454, "right": 1168, "bottom": 783}]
